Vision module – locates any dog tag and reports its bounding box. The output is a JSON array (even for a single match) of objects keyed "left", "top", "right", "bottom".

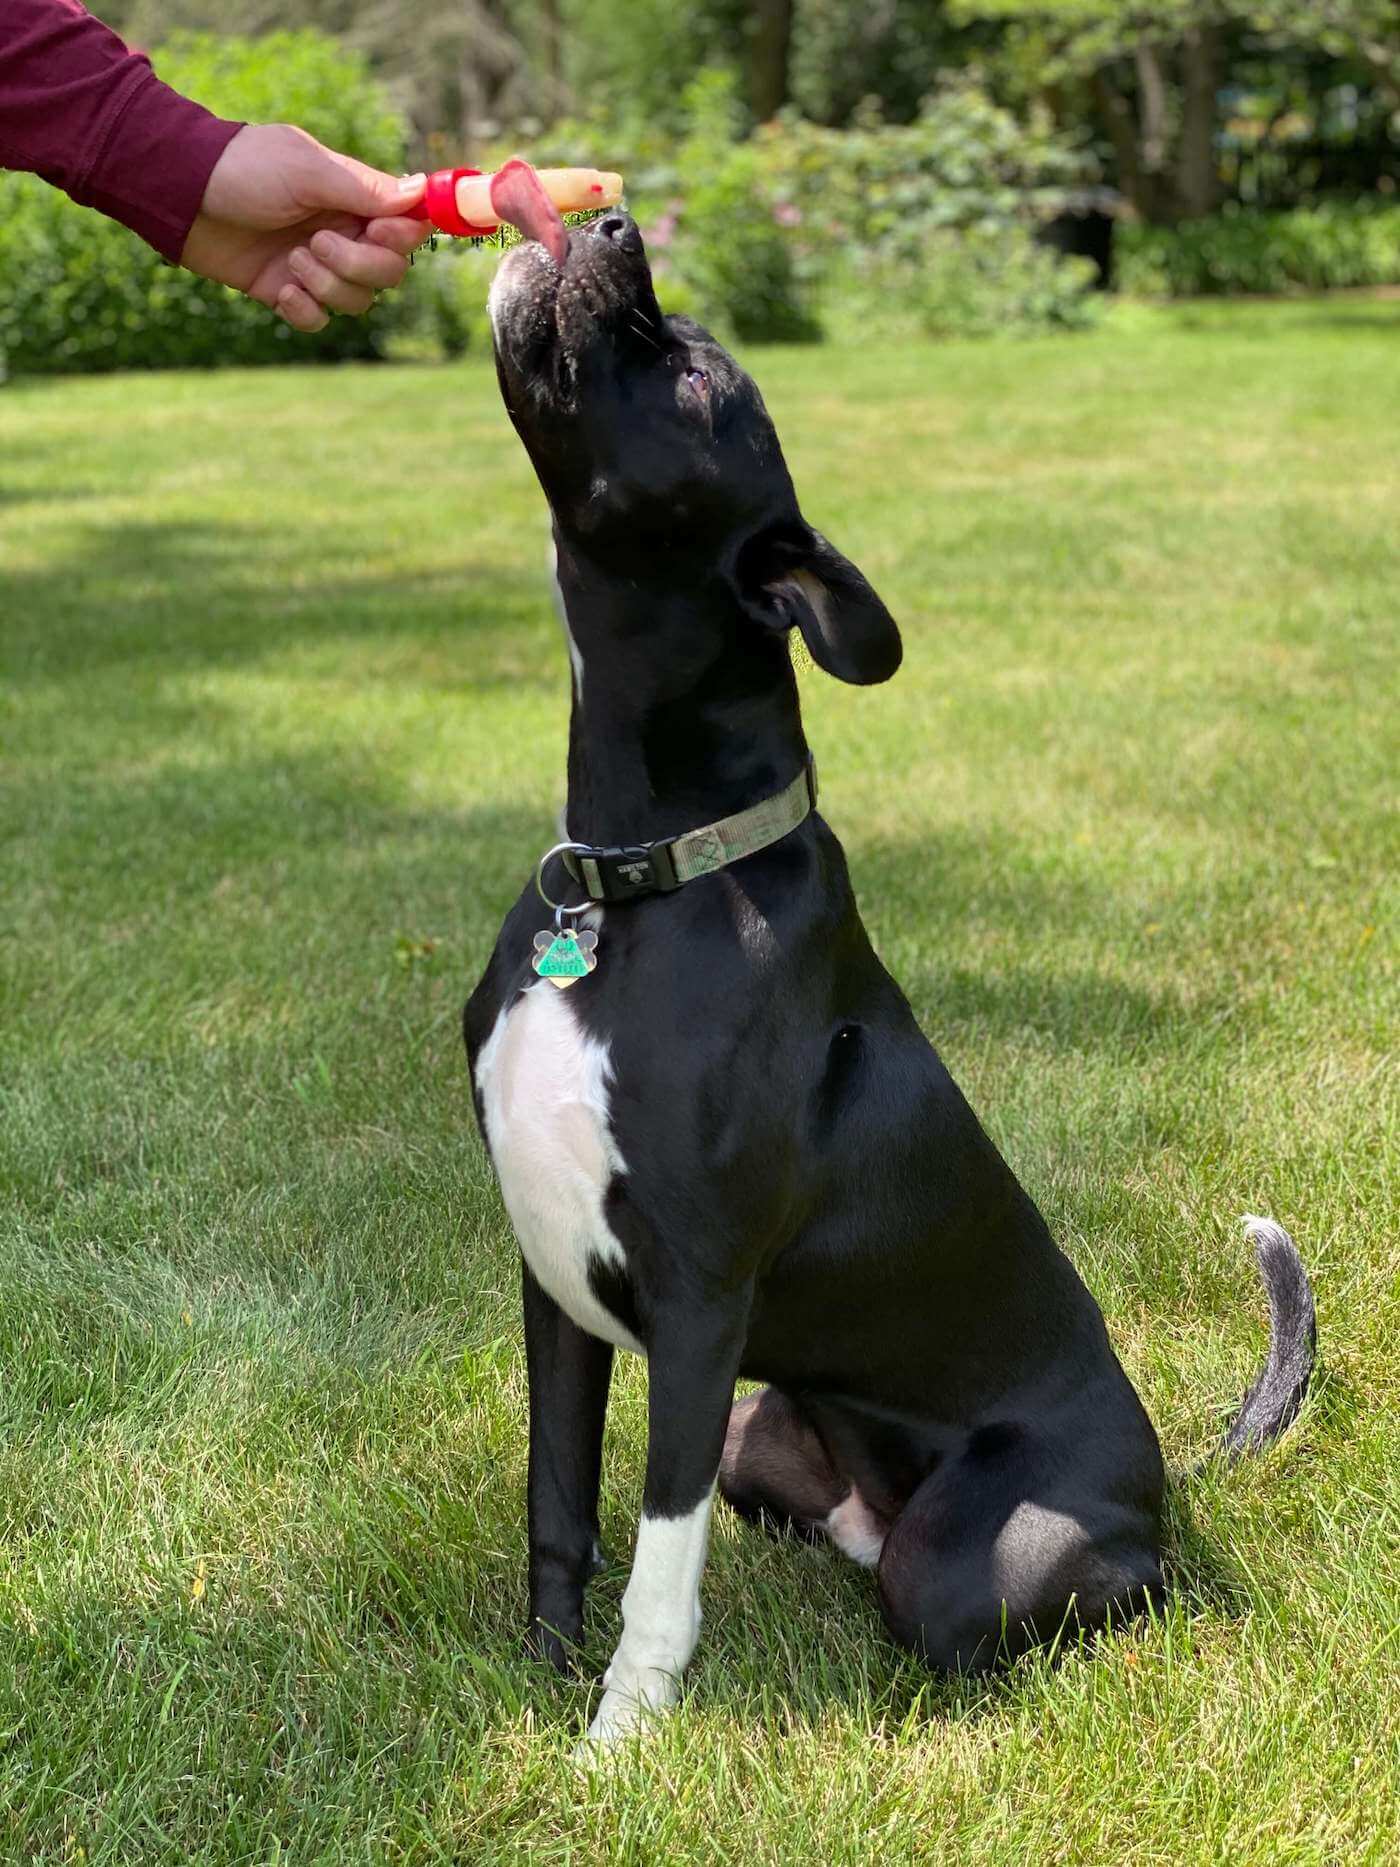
[{"left": 532, "top": 926, "right": 599, "bottom": 990}]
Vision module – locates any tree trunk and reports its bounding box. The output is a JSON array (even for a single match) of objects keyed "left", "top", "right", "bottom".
[
  {"left": 538, "top": 0, "right": 565, "bottom": 124},
  {"left": 1134, "top": 39, "right": 1172, "bottom": 220},
  {"left": 457, "top": 2, "right": 525, "bottom": 152},
  {"left": 748, "top": 0, "right": 794, "bottom": 122},
  {"left": 1177, "top": 21, "right": 1224, "bottom": 220},
  {"left": 1092, "top": 66, "right": 1148, "bottom": 219}
]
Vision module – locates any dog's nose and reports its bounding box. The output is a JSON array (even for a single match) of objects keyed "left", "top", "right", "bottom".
[{"left": 593, "top": 213, "right": 642, "bottom": 254}]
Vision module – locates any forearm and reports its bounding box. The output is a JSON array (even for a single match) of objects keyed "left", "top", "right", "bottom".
[{"left": 0, "top": 0, "right": 241, "bottom": 261}]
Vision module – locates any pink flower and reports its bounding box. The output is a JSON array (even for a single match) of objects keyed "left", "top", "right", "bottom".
[
  {"left": 645, "top": 211, "right": 678, "bottom": 249},
  {"left": 773, "top": 201, "right": 802, "bottom": 228}
]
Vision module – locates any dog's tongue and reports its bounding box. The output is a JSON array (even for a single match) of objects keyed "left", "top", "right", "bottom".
[{"left": 490, "top": 159, "right": 569, "bottom": 267}]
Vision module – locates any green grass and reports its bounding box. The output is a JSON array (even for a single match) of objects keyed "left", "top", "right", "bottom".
[{"left": 1, "top": 295, "right": 1397, "bottom": 1864}]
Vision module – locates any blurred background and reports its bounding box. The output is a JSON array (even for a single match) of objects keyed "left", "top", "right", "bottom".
[{"left": 1, "top": 0, "right": 1395, "bottom": 372}]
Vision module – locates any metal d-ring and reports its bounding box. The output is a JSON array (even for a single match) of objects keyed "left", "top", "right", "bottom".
[{"left": 534, "top": 842, "right": 596, "bottom": 918}]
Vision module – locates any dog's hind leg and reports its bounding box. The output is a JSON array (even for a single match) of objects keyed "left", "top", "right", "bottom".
[
  {"left": 720, "top": 1388, "right": 890, "bottom": 1568},
  {"left": 875, "top": 1415, "right": 1163, "bottom": 1675}
]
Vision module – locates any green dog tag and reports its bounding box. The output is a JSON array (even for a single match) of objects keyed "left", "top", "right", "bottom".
[{"left": 532, "top": 927, "right": 599, "bottom": 990}]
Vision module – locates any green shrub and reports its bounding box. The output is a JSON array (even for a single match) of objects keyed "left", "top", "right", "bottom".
[
  {"left": 0, "top": 32, "right": 407, "bottom": 378},
  {"left": 754, "top": 81, "right": 1098, "bottom": 259},
  {"left": 674, "top": 157, "right": 821, "bottom": 341},
  {"left": 666, "top": 71, "right": 820, "bottom": 344},
  {"left": 823, "top": 223, "right": 1099, "bottom": 341},
  {"left": 390, "top": 244, "right": 481, "bottom": 362},
  {"left": 447, "top": 248, "right": 500, "bottom": 359},
  {"left": 1118, "top": 203, "right": 1400, "bottom": 297},
  {"left": 759, "top": 83, "right": 1101, "bottom": 342}
]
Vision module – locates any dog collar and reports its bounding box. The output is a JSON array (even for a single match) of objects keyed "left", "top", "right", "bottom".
[{"left": 551, "top": 758, "right": 818, "bottom": 905}]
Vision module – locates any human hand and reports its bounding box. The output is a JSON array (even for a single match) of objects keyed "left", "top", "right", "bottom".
[{"left": 181, "top": 123, "right": 431, "bottom": 331}]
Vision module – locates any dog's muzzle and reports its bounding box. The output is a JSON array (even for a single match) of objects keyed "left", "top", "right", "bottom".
[{"left": 490, "top": 215, "right": 654, "bottom": 384}]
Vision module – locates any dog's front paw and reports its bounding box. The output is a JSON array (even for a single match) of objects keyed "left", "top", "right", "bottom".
[
  {"left": 575, "top": 1659, "right": 681, "bottom": 1760},
  {"left": 523, "top": 1614, "right": 585, "bottom": 1675}
]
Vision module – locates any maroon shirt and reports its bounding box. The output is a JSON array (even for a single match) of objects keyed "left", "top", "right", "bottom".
[{"left": 0, "top": 0, "right": 243, "bottom": 263}]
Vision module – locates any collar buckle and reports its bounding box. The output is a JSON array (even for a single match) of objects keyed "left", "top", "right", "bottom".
[
  {"left": 564, "top": 838, "right": 679, "bottom": 902},
  {"left": 601, "top": 840, "right": 679, "bottom": 899}
]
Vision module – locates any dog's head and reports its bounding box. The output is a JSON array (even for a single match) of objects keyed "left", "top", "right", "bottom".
[{"left": 489, "top": 213, "right": 901, "bottom": 686}]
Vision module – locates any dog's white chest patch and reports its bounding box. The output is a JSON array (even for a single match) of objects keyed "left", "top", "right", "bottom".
[{"left": 475, "top": 978, "right": 642, "bottom": 1354}]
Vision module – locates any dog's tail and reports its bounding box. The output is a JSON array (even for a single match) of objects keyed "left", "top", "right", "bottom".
[{"left": 1218, "top": 1216, "right": 1317, "bottom": 1461}]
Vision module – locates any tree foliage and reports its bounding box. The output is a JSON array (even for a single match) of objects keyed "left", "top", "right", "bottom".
[
  {"left": 953, "top": 0, "right": 1397, "bottom": 221},
  {"left": 91, "top": 0, "right": 1396, "bottom": 228}
]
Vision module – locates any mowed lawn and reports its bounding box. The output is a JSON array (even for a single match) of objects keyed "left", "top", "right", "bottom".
[{"left": 1, "top": 296, "right": 1396, "bottom": 1864}]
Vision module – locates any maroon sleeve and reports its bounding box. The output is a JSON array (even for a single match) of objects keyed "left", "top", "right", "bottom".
[{"left": 0, "top": 0, "right": 243, "bottom": 263}]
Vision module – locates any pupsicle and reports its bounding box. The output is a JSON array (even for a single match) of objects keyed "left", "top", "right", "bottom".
[{"left": 406, "top": 159, "right": 622, "bottom": 254}]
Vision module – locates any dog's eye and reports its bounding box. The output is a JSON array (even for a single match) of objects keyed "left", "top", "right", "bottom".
[{"left": 685, "top": 369, "right": 709, "bottom": 392}]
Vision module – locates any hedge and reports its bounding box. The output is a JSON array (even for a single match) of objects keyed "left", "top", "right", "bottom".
[{"left": 1118, "top": 202, "right": 1400, "bottom": 297}]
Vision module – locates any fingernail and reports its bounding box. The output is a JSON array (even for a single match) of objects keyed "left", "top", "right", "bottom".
[
  {"left": 398, "top": 172, "right": 426, "bottom": 193},
  {"left": 288, "top": 248, "right": 311, "bottom": 274},
  {"left": 309, "top": 231, "right": 334, "bottom": 260}
]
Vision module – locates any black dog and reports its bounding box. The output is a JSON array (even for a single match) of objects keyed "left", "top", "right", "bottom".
[{"left": 465, "top": 208, "right": 1316, "bottom": 1749}]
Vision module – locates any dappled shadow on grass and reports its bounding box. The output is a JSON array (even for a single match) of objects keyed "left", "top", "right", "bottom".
[
  {"left": 0, "top": 482, "right": 107, "bottom": 510},
  {"left": 1300, "top": 310, "right": 1400, "bottom": 332},
  {"left": 1, "top": 431, "right": 114, "bottom": 508},
  {"left": 9, "top": 740, "right": 1248, "bottom": 1084},
  {"left": 925, "top": 959, "right": 1206, "bottom": 1058},
  {"left": 850, "top": 824, "right": 1251, "bottom": 1061},
  {"left": 9, "top": 740, "right": 548, "bottom": 900},
  {"left": 2, "top": 744, "right": 546, "bottom": 1226},
  {"left": 2, "top": 511, "right": 556, "bottom": 690},
  {"left": 1166, "top": 296, "right": 1400, "bottom": 339}
]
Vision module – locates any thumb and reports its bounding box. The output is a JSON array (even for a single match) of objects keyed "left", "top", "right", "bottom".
[{"left": 300, "top": 144, "right": 426, "bottom": 219}]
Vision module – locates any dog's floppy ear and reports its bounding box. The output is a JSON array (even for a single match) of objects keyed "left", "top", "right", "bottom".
[{"left": 735, "top": 522, "right": 902, "bottom": 686}]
